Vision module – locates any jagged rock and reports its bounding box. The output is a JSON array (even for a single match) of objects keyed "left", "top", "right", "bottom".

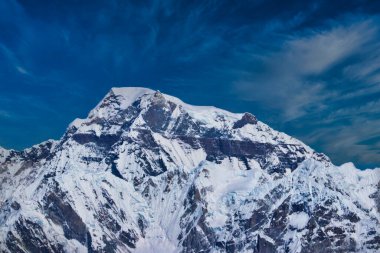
[{"left": 233, "top": 112, "right": 257, "bottom": 129}]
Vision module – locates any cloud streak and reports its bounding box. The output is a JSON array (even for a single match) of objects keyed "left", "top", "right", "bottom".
[{"left": 234, "top": 18, "right": 378, "bottom": 120}]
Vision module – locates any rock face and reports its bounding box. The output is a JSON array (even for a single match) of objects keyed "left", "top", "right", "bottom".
[{"left": 0, "top": 87, "right": 379, "bottom": 253}]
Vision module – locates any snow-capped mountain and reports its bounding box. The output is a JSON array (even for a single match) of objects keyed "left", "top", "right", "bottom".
[{"left": 0, "top": 87, "right": 379, "bottom": 253}]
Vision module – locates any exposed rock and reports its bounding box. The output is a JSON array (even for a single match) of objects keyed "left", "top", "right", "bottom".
[
  {"left": 6, "top": 218, "right": 64, "bottom": 253},
  {"left": 10, "top": 201, "right": 20, "bottom": 210},
  {"left": 233, "top": 112, "right": 258, "bottom": 129},
  {"left": 43, "top": 191, "right": 87, "bottom": 244}
]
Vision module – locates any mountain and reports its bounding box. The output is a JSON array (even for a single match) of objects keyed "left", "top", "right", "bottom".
[{"left": 0, "top": 87, "right": 379, "bottom": 253}]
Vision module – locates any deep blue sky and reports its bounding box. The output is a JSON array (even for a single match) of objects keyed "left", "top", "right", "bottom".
[{"left": 1, "top": 0, "right": 380, "bottom": 169}]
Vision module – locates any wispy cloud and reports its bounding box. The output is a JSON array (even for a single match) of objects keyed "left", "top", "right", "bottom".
[
  {"left": 234, "top": 18, "right": 378, "bottom": 120},
  {"left": 304, "top": 117, "right": 380, "bottom": 167},
  {"left": 0, "top": 110, "right": 11, "bottom": 119},
  {"left": 16, "top": 65, "right": 28, "bottom": 74}
]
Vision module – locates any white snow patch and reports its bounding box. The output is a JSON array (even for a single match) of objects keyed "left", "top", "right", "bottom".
[{"left": 288, "top": 212, "right": 309, "bottom": 230}]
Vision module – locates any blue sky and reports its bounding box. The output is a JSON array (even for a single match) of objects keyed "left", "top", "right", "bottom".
[{"left": 1, "top": 0, "right": 380, "bottom": 169}]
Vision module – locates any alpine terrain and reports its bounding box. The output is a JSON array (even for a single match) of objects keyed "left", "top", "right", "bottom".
[{"left": 0, "top": 87, "right": 379, "bottom": 253}]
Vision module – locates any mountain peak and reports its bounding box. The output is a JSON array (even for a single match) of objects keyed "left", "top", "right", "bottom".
[
  {"left": 68, "top": 87, "right": 307, "bottom": 148},
  {"left": 110, "top": 86, "right": 154, "bottom": 101},
  {"left": 1, "top": 86, "right": 379, "bottom": 253}
]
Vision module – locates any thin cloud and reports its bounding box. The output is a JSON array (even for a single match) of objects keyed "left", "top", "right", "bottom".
[
  {"left": 304, "top": 118, "right": 380, "bottom": 167},
  {"left": 16, "top": 66, "right": 28, "bottom": 74},
  {"left": 0, "top": 110, "right": 11, "bottom": 119},
  {"left": 234, "top": 18, "right": 378, "bottom": 120}
]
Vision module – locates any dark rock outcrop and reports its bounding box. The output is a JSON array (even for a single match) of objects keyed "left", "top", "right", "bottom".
[{"left": 233, "top": 113, "right": 258, "bottom": 129}]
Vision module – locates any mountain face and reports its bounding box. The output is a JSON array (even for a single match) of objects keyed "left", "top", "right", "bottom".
[{"left": 0, "top": 87, "right": 379, "bottom": 253}]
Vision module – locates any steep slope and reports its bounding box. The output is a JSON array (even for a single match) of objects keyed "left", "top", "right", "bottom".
[{"left": 0, "top": 87, "right": 379, "bottom": 253}]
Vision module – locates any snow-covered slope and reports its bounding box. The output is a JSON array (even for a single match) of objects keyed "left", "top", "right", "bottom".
[{"left": 0, "top": 87, "right": 379, "bottom": 253}]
